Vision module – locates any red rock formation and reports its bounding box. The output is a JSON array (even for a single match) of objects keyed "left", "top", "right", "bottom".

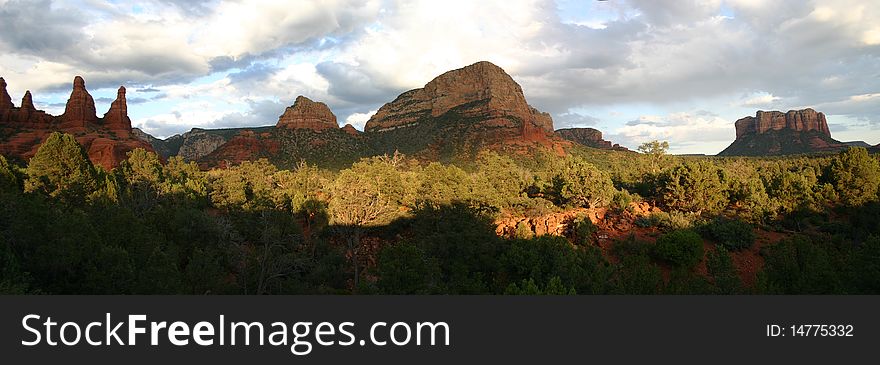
[
  {"left": 14, "top": 91, "right": 52, "bottom": 128},
  {"left": 734, "top": 108, "right": 830, "bottom": 138},
  {"left": 556, "top": 128, "right": 630, "bottom": 151},
  {"left": 276, "top": 96, "right": 338, "bottom": 131},
  {"left": 0, "top": 76, "right": 155, "bottom": 169},
  {"left": 341, "top": 123, "right": 360, "bottom": 136},
  {"left": 60, "top": 76, "right": 98, "bottom": 129},
  {"left": 198, "top": 130, "right": 280, "bottom": 168},
  {"left": 495, "top": 208, "right": 607, "bottom": 238},
  {"left": 103, "top": 86, "right": 131, "bottom": 131},
  {"left": 0, "top": 77, "right": 12, "bottom": 112},
  {"left": 364, "top": 61, "right": 555, "bottom": 143},
  {"left": 720, "top": 108, "right": 847, "bottom": 156}
]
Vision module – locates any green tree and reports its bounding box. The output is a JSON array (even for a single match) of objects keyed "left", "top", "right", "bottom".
[
  {"left": 376, "top": 242, "right": 438, "bottom": 294},
  {"left": 329, "top": 156, "right": 409, "bottom": 288},
  {"left": 657, "top": 161, "right": 726, "bottom": 214},
  {"left": 0, "top": 154, "right": 18, "bottom": 190},
  {"left": 553, "top": 155, "right": 615, "bottom": 208},
  {"left": 827, "top": 147, "right": 880, "bottom": 206},
  {"left": 24, "top": 132, "right": 97, "bottom": 201},
  {"left": 653, "top": 229, "right": 704, "bottom": 269},
  {"left": 706, "top": 247, "right": 742, "bottom": 294},
  {"left": 638, "top": 140, "right": 669, "bottom": 173}
]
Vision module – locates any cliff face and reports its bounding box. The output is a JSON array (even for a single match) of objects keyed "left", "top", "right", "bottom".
[
  {"left": 0, "top": 76, "right": 153, "bottom": 169},
  {"left": 276, "top": 96, "right": 338, "bottom": 131},
  {"left": 364, "top": 61, "right": 555, "bottom": 144},
  {"left": 555, "top": 127, "right": 628, "bottom": 151},
  {"left": 719, "top": 109, "right": 847, "bottom": 156},
  {"left": 734, "top": 108, "right": 830, "bottom": 138}
]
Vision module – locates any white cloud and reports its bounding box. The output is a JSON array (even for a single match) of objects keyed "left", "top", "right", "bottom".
[
  {"left": 344, "top": 110, "right": 377, "bottom": 130},
  {"left": 2, "top": 0, "right": 880, "bottom": 151},
  {"left": 739, "top": 92, "right": 781, "bottom": 107},
  {"left": 611, "top": 111, "right": 734, "bottom": 154}
]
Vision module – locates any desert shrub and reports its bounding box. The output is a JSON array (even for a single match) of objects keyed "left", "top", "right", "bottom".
[
  {"left": 571, "top": 214, "right": 597, "bottom": 246},
  {"left": 826, "top": 147, "right": 880, "bottom": 207},
  {"left": 611, "top": 189, "right": 638, "bottom": 212},
  {"left": 657, "top": 161, "right": 726, "bottom": 214},
  {"left": 514, "top": 221, "right": 533, "bottom": 239},
  {"left": 549, "top": 155, "right": 615, "bottom": 208},
  {"left": 698, "top": 218, "right": 756, "bottom": 250},
  {"left": 706, "top": 247, "right": 742, "bottom": 294},
  {"left": 376, "top": 242, "right": 439, "bottom": 294},
  {"left": 504, "top": 277, "right": 576, "bottom": 295},
  {"left": 757, "top": 236, "right": 846, "bottom": 294},
  {"left": 653, "top": 229, "right": 704, "bottom": 268},
  {"left": 611, "top": 234, "right": 652, "bottom": 258},
  {"left": 664, "top": 268, "right": 714, "bottom": 294},
  {"left": 612, "top": 254, "right": 663, "bottom": 294},
  {"left": 634, "top": 211, "right": 699, "bottom": 230}
]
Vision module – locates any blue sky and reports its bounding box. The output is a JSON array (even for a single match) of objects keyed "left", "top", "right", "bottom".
[{"left": 1, "top": 0, "right": 878, "bottom": 154}]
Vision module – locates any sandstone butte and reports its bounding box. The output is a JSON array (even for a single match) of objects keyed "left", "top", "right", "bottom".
[
  {"left": 734, "top": 108, "right": 830, "bottom": 138},
  {"left": 364, "top": 61, "right": 558, "bottom": 147},
  {"left": 555, "top": 127, "right": 629, "bottom": 151},
  {"left": 0, "top": 76, "right": 153, "bottom": 169},
  {"left": 718, "top": 108, "right": 848, "bottom": 156},
  {"left": 276, "top": 95, "right": 339, "bottom": 131}
]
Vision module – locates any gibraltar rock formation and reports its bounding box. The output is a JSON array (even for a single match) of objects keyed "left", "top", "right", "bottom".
[
  {"left": 718, "top": 108, "right": 848, "bottom": 156},
  {"left": 0, "top": 76, "right": 153, "bottom": 169}
]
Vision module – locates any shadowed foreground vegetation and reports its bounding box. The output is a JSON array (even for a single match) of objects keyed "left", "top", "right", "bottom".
[{"left": 1, "top": 132, "right": 879, "bottom": 294}]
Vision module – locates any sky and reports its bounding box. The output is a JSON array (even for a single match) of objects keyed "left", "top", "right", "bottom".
[{"left": 0, "top": 0, "right": 878, "bottom": 154}]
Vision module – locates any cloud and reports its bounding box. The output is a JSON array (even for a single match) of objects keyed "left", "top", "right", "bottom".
[
  {"left": 344, "top": 110, "right": 377, "bottom": 130},
  {"left": 3, "top": 0, "right": 880, "bottom": 150},
  {"left": 739, "top": 92, "right": 781, "bottom": 107},
  {"left": 554, "top": 112, "right": 601, "bottom": 129},
  {"left": 610, "top": 111, "right": 734, "bottom": 154}
]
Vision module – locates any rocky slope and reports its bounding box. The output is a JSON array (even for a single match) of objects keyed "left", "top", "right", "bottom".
[
  {"left": 555, "top": 127, "right": 628, "bottom": 151},
  {"left": 364, "top": 61, "right": 557, "bottom": 149},
  {"left": 146, "top": 62, "right": 584, "bottom": 169},
  {"left": 718, "top": 109, "right": 848, "bottom": 156},
  {"left": 0, "top": 76, "right": 153, "bottom": 169}
]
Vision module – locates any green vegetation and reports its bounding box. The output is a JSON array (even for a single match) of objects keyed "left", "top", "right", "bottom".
[
  {"left": 1, "top": 133, "right": 879, "bottom": 294},
  {"left": 698, "top": 218, "right": 756, "bottom": 251},
  {"left": 652, "top": 230, "right": 704, "bottom": 268}
]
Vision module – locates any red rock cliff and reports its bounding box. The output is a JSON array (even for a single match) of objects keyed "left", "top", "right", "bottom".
[
  {"left": 363, "top": 61, "right": 554, "bottom": 142},
  {"left": 0, "top": 76, "right": 153, "bottom": 169},
  {"left": 734, "top": 108, "right": 830, "bottom": 138}
]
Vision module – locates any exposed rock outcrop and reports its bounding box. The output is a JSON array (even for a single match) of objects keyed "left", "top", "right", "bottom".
[
  {"left": 719, "top": 108, "right": 847, "bottom": 156},
  {"left": 364, "top": 61, "right": 555, "bottom": 144},
  {"left": 276, "top": 96, "right": 338, "bottom": 131},
  {"left": 0, "top": 78, "right": 13, "bottom": 111},
  {"left": 60, "top": 76, "right": 98, "bottom": 129},
  {"left": 341, "top": 123, "right": 360, "bottom": 136},
  {"left": 556, "top": 127, "right": 629, "bottom": 151},
  {"left": 103, "top": 86, "right": 131, "bottom": 131},
  {"left": 734, "top": 108, "right": 831, "bottom": 138},
  {"left": 199, "top": 130, "right": 280, "bottom": 169},
  {"left": 0, "top": 76, "right": 154, "bottom": 169},
  {"left": 178, "top": 129, "right": 228, "bottom": 161},
  {"left": 495, "top": 208, "right": 606, "bottom": 238}
]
